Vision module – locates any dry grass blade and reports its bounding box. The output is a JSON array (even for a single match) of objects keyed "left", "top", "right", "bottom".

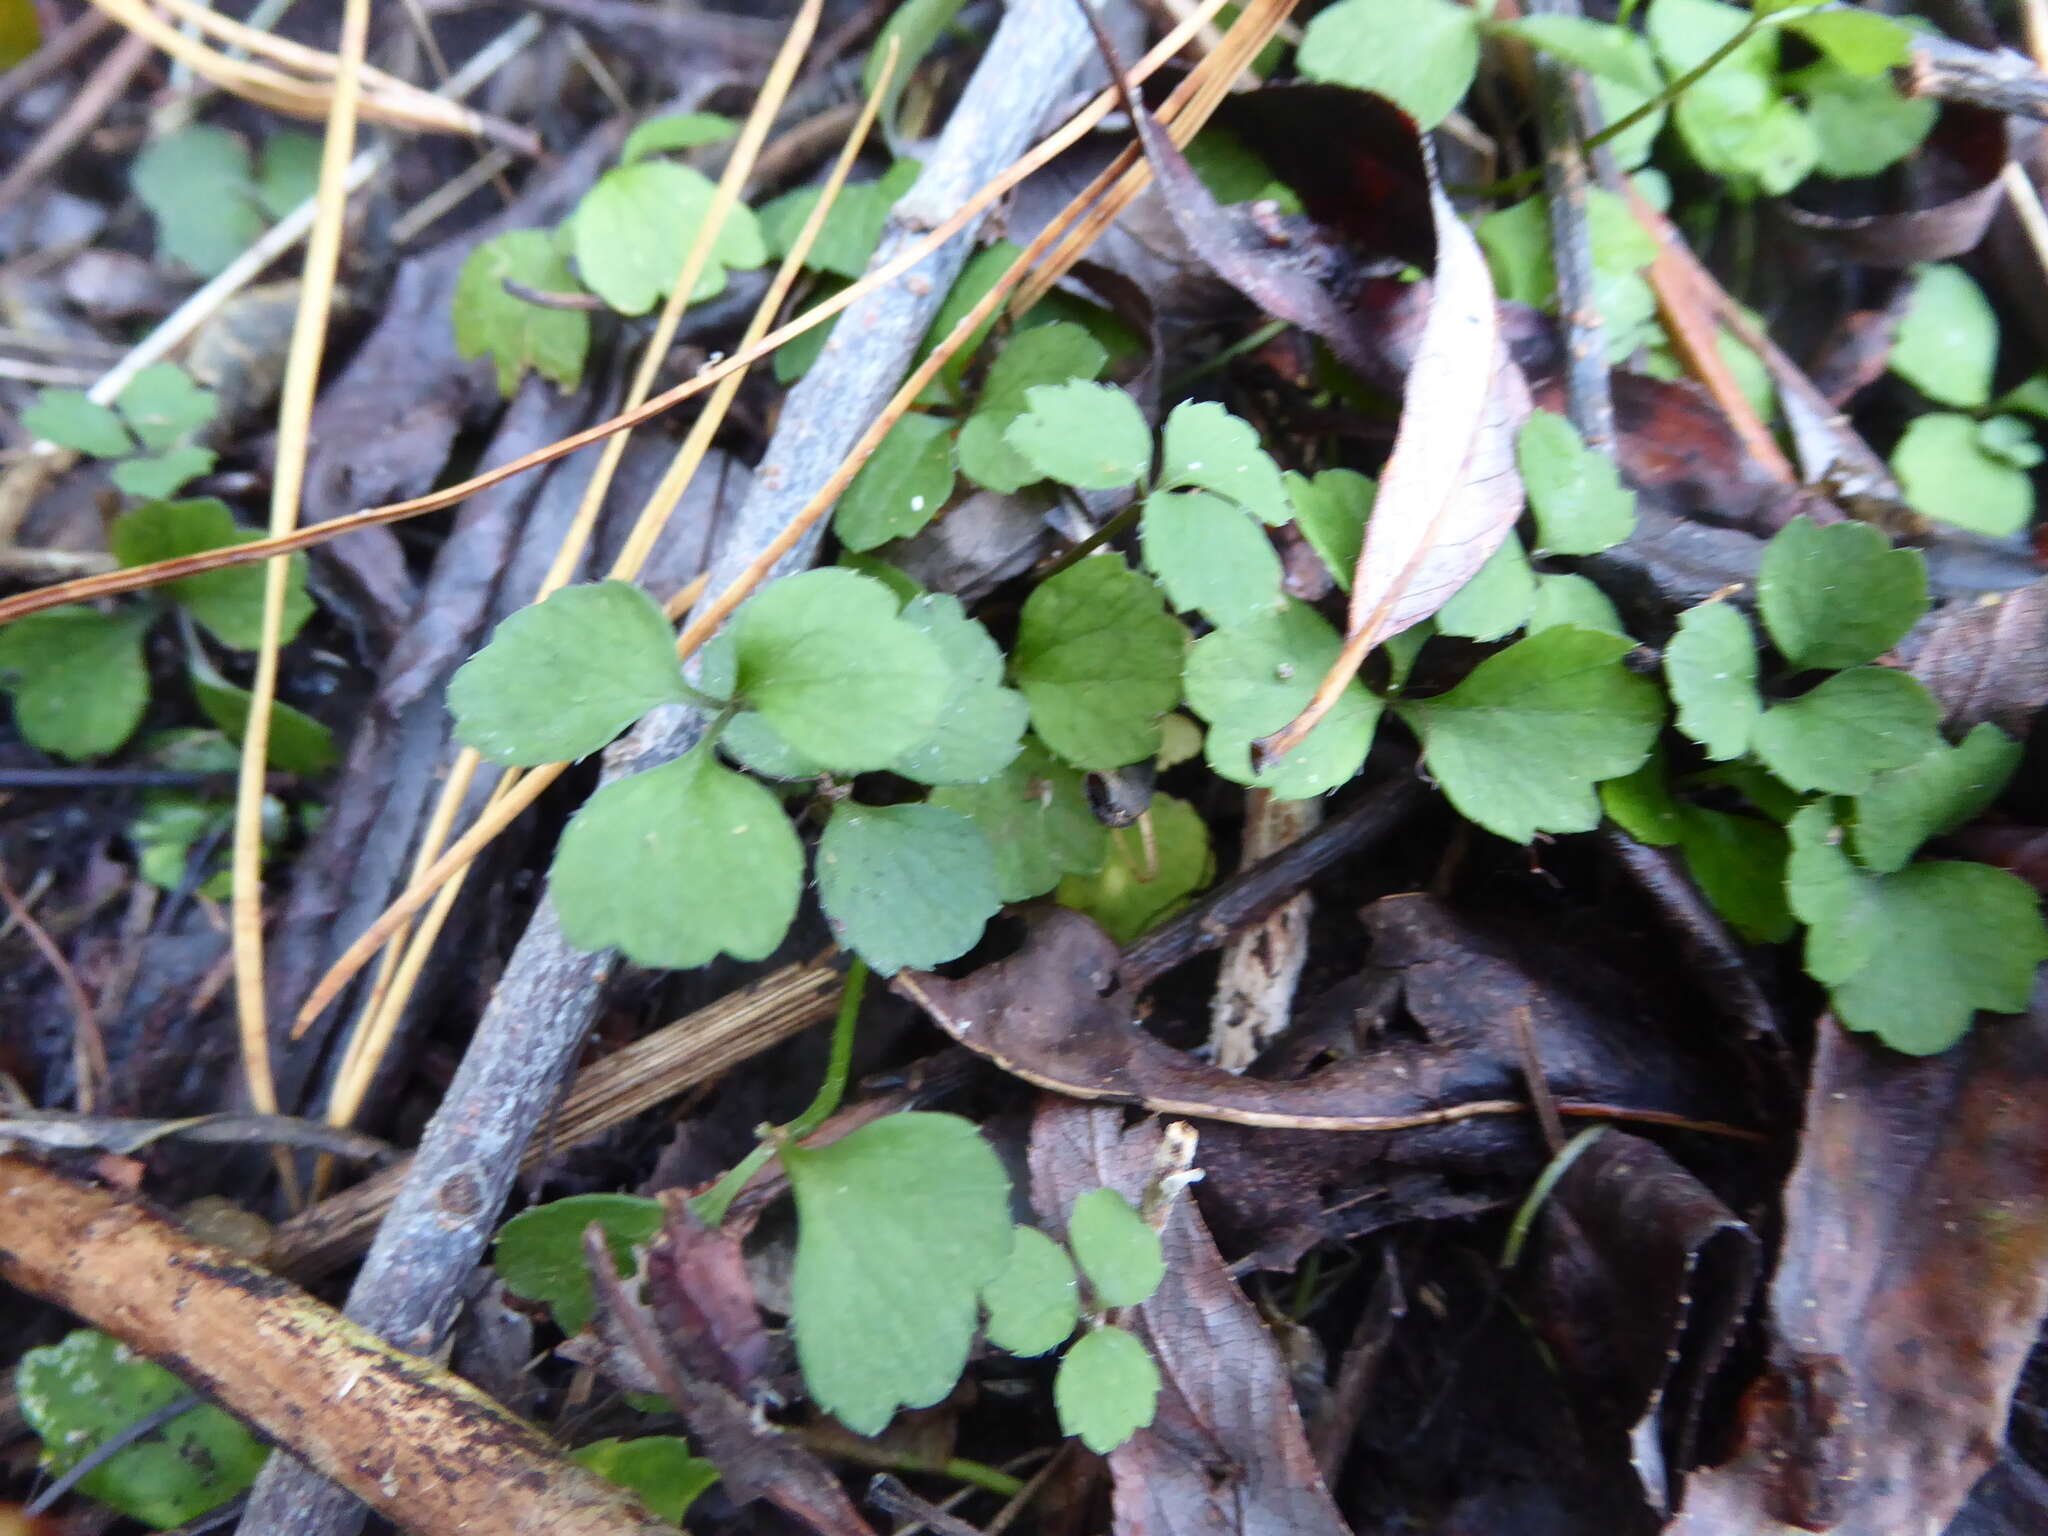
[
  {"left": 0, "top": 0, "right": 1233, "bottom": 630},
  {"left": 312, "top": 0, "right": 834, "bottom": 1139},
  {"left": 1015, "top": 0, "right": 1295, "bottom": 313},
  {"left": 268, "top": 961, "right": 844, "bottom": 1279},
  {"left": 299, "top": 0, "right": 1255, "bottom": 1023},
  {"left": 87, "top": 0, "right": 537, "bottom": 150},
  {"left": 230, "top": 0, "right": 369, "bottom": 1163}
]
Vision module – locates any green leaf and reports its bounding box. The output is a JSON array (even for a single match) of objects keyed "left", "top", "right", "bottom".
[
  {"left": 981, "top": 1226, "right": 1080, "bottom": 1358},
  {"left": 929, "top": 740, "right": 1109, "bottom": 901},
  {"left": 569, "top": 1437, "right": 718, "bottom": 1525},
  {"left": 1012, "top": 557, "right": 1185, "bottom": 770},
  {"left": 835, "top": 413, "right": 955, "bottom": 551},
  {"left": 0, "top": 607, "right": 150, "bottom": 760},
  {"left": 1140, "top": 491, "right": 1283, "bottom": 629},
  {"left": 1757, "top": 516, "right": 1926, "bottom": 671},
  {"left": 1529, "top": 572, "right": 1628, "bottom": 636},
  {"left": 18, "top": 1330, "right": 267, "bottom": 1527},
  {"left": 447, "top": 582, "right": 686, "bottom": 766},
  {"left": 1751, "top": 667, "right": 1942, "bottom": 794},
  {"left": 1601, "top": 750, "right": 1689, "bottom": 847},
  {"left": 731, "top": 568, "right": 948, "bottom": 772},
  {"left": 1284, "top": 468, "right": 1373, "bottom": 592},
  {"left": 1676, "top": 805, "right": 1795, "bottom": 944},
  {"left": 131, "top": 124, "right": 263, "bottom": 275},
  {"left": 1434, "top": 531, "right": 1535, "bottom": 643},
  {"left": 1787, "top": 805, "right": 2048, "bottom": 1054},
  {"left": 188, "top": 651, "right": 338, "bottom": 775},
  {"left": 865, "top": 0, "right": 966, "bottom": 121},
  {"left": 1395, "top": 627, "right": 1663, "bottom": 843},
  {"left": 551, "top": 750, "right": 804, "bottom": 968},
  {"left": 0, "top": 0, "right": 39, "bottom": 68},
  {"left": 1185, "top": 127, "right": 1302, "bottom": 211},
  {"left": 621, "top": 112, "right": 737, "bottom": 163},
  {"left": 915, "top": 241, "right": 1025, "bottom": 405},
  {"left": 891, "top": 594, "right": 1029, "bottom": 785},
  {"left": 1497, "top": 15, "right": 1659, "bottom": 84},
  {"left": 1785, "top": 9, "right": 1910, "bottom": 75},
  {"left": 1066, "top": 1189, "right": 1164, "bottom": 1309},
  {"left": 758, "top": 159, "right": 920, "bottom": 281},
  {"left": 1891, "top": 264, "right": 1998, "bottom": 409},
  {"left": 1892, "top": 410, "right": 2035, "bottom": 536},
  {"left": 957, "top": 323, "right": 1108, "bottom": 492},
  {"left": 1056, "top": 792, "right": 1212, "bottom": 944},
  {"left": 110, "top": 498, "right": 312, "bottom": 649},
  {"left": 23, "top": 390, "right": 132, "bottom": 457},
  {"left": 453, "top": 230, "right": 591, "bottom": 395},
  {"left": 1517, "top": 411, "right": 1637, "bottom": 555},
  {"left": 1977, "top": 414, "right": 2044, "bottom": 470},
  {"left": 572, "top": 160, "right": 766, "bottom": 316},
  {"left": 783, "top": 1112, "right": 1015, "bottom": 1434},
  {"left": 494, "top": 1193, "right": 663, "bottom": 1335},
  {"left": 1184, "top": 601, "right": 1381, "bottom": 799},
  {"left": 1479, "top": 189, "right": 1661, "bottom": 362},
  {"left": 1664, "top": 600, "right": 1760, "bottom": 760},
  {"left": 255, "top": 131, "right": 323, "bottom": 218},
  {"left": 118, "top": 363, "right": 218, "bottom": 450},
  {"left": 1297, "top": 0, "right": 1480, "bottom": 129},
  {"left": 1006, "top": 381, "right": 1152, "bottom": 491},
  {"left": 1055, "top": 1326, "right": 1161, "bottom": 1453},
  {"left": 815, "top": 802, "right": 1001, "bottom": 975},
  {"left": 111, "top": 447, "right": 216, "bottom": 499},
  {"left": 1658, "top": 2, "right": 1817, "bottom": 194},
  {"left": 1850, "top": 724, "right": 2020, "bottom": 874},
  {"left": 1794, "top": 63, "right": 1935, "bottom": 180},
  {"left": 1156, "top": 401, "right": 1289, "bottom": 523}
]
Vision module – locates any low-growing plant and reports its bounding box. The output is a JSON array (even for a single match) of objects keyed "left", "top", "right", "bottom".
[
  {"left": 24, "top": 362, "right": 223, "bottom": 499},
  {"left": 0, "top": 496, "right": 332, "bottom": 771}
]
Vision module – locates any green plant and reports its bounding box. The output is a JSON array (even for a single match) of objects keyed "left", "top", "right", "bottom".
[
  {"left": 24, "top": 362, "right": 222, "bottom": 498},
  {"left": 1606, "top": 514, "right": 2048, "bottom": 1053},
  {"left": 0, "top": 498, "right": 330, "bottom": 767},
  {"left": 131, "top": 125, "right": 322, "bottom": 276},
  {"left": 16, "top": 1329, "right": 269, "bottom": 1528},
  {"left": 493, "top": 966, "right": 1168, "bottom": 1449}
]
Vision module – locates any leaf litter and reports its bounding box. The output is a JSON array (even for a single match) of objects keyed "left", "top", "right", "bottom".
[{"left": 7, "top": 2, "right": 2048, "bottom": 1535}]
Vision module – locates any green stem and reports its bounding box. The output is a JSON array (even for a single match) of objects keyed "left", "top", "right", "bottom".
[
  {"left": 785, "top": 956, "right": 867, "bottom": 1140},
  {"left": 1499, "top": 1125, "right": 1608, "bottom": 1271},
  {"left": 1476, "top": 7, "right": 1808, "bottom": 201},
  {"left": 1043, "top": 498, "right": 1142, "bottom": 577},
  {"left": 691, "top": 958, "right": 868, "bottom": 1226}
]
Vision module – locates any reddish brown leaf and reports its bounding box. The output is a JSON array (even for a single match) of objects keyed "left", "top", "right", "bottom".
[
  {"left": 1028, "top": 1102, "right": 1352, "bottom": 1536},
  {"left": 1896, "top": 577, "right": 2048, "bottom": 739},
  {"left": 1669, "top": 999, "right": 2048, "bottom": 1534}
]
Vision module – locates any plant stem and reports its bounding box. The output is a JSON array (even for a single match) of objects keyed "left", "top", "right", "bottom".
[
  {"left": 1476, "top": 6, "right": 1809, "bottom": 200},
  {"left": 692, "top": 957, "right": 868, "bottom": 1225}
]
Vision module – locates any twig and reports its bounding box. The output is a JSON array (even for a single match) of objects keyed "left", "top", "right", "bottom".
[
  {"left": 1525, "top": 0, "right": 1614, "bottom": 449},
  {"left": 0, "top": 1155, "right": 675, "bottom": 1536},
  {"left": 0, "top": 30, "right": 154, "bottom": 220},
  {"left": 26, "top": 1393, "right": 205, "bottom": 1516},
  {"left": 1124, "top": 775, "right": 1427, "bottom": 991},
  {"left": 0, "top": 14, "right": 545, "bottom": 548},
  {"left": 1907, "top": 31, "right": 2048, "bottom": 120},
  {"left": 0, "top": 862, "right": 105, "bottom": 1113},
  {"left": 0, "top": 7, "right": 114, "bottom": 115},
  {"left": 238, "top": 18, "right": 1112, "bottom": 1535}
]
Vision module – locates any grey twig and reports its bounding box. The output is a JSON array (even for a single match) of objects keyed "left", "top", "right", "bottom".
[
  {"left": 1527, "top": 0, "right": 1615, "bottom": 449},
  {"left": 1907, "top": 32, "right": 2048, "bottom": 121},
  {"left": 235, "top": 5, "right": 1098, "bottom": 1533}
]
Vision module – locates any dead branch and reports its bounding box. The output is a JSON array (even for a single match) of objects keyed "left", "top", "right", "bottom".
[{"left": 0, "top": 1155, "right": 671, "bottom": 1536}]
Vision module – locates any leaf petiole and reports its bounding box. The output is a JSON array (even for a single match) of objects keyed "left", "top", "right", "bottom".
[{"left": 690, "top": 957, "right": 868, "bottom": 1226}]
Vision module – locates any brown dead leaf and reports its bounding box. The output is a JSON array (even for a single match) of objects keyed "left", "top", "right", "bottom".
[
  {"left": 1669, "top": 995, "right": 2048, "bottom": 1535},
  {"left": 1519, "top": 1131, "right": 1759, "bottom": 1514},
  {"left": 1779, "top": 105, "right": 2009, "bottom": 267},
  {"left": 1028, "top": 1102, "right": 1353, "bottom": 1536},
  {"left": 1896, "top": 578, "right": 2048, "bottom": 740},
  {"left": 642, "top": 1190, "right": 772, "bottom": 1397}
]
